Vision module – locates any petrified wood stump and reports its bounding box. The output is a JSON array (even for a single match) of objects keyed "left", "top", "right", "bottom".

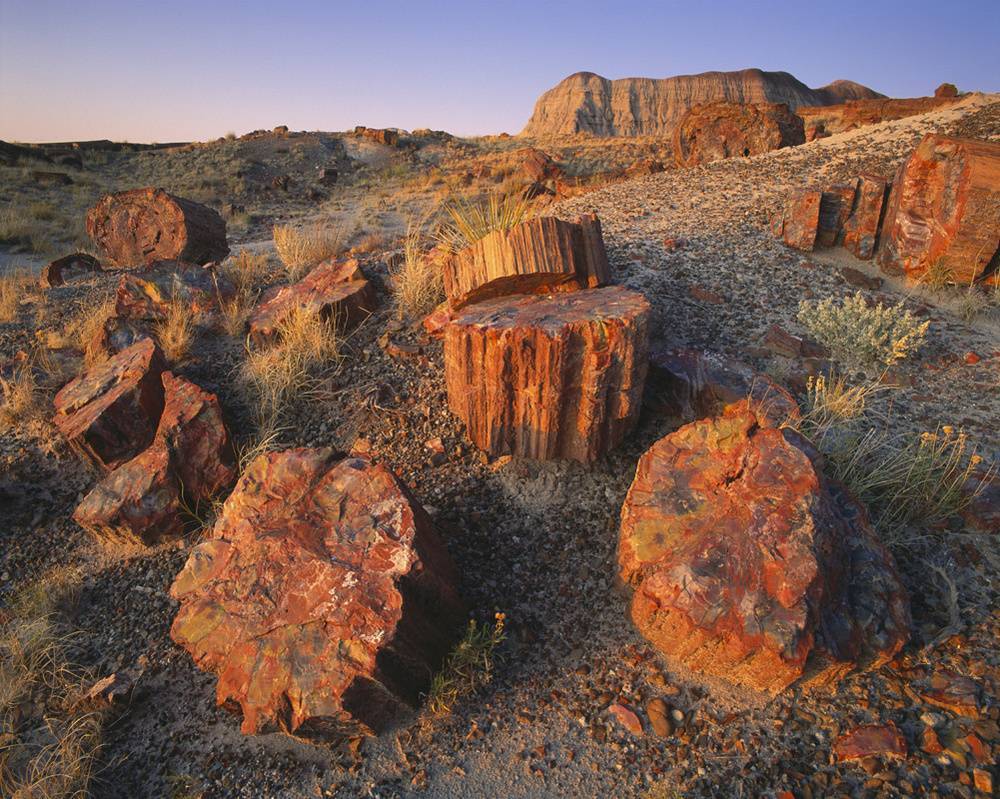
[
  {"left": 442, "top": 214, "right": 610, "bottom": 309},
  {"left": 86, "top": 187, "right": 229, "bottom": 268},
  {"left": 878, "top": 134, "right": 1000, "bottom": 285},
  {"left": 842, "top": 174, "right": 890, "bottom": 260},
  {"left": 444, "top": 286, "right": 650, "bottom": 462},
  {"left": 169, "top": 450, "right": 465, "bottom": 739},
  {"left": 618, "top": 400, "right": 910, "bottom": 695}
]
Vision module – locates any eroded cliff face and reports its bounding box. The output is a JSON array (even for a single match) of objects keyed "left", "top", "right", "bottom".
[{"left": 521, "top": 69, "right": 883, "bottom": 137}]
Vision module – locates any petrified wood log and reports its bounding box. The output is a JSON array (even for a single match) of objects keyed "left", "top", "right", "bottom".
[
  {"left": 618, "top": 400, "right": 910, "bottom": 695},
  {"left": 771, "top": 189, "right": 821, "bottom": 251},
  {"left": 86, "top": 187, "right": 229, "bottom": 268},
  {"left": 52, "top": 338, "right": 166, "bottom": 471},
  {"left": 444, "top": 286, "right": 650, "bottom": 462},
  {"left": 673, "top": 102, "right": 804, "bottom": 167},
  {"left": 842, "top": 174, "right": 890, "bottom": 259},
  {"left": 442, "top": 214, "right": 610, "bottom": 309},
  {"left": 39, "top": 252, "right": 102, "bottom": 288},
  {"left": 797, "top": 96, "right": 960, "bottom": 141},
  {"left": 816, "top": 182, "right": 858, "bottom": 248},
  {"left": 169, "top": 449, "right": 464, "bottom": 739},
  {"left": 878, "top": 134, "right": 1000, "bottom": 285},
  {"left": 248, "top": 258, "right": 375, "bottom": 346}
]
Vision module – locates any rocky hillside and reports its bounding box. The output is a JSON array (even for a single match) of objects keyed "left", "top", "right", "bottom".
[{"left": 521, "top": 68, "right": 883, "bottom": 136}]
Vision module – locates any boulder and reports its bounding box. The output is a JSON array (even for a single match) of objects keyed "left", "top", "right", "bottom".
[
  {"left": 86, "top": 187, "right": 229, "bottom": 268},
  {"left": 516, "top": 147, "right": 562, "bottom": 185},
  {"left": 353, "top": 126, "right": 399, "bottom": 146},
  {"left": 842, "top": 174, "right": 890, "bottom": 259},
  {"left": 816, "top": 182, "right": 858, "bottom": 248},
  {"left": 772, "top": 189, "right": 821, "bottom": 251},
  {"left": 442, "top": 214, "right": 611, "bottom": 310},
  {"left": 169, "top": 450, "right": 464, "bottom": 739},
  {"left": 934, "top": 82, "right": 959, "bottom": 98},
  {"left": 618, "top": 400, "right": 910, "bottom": 694},
  {"left": 248, "top": 258, "right": 375, "bottom": 346},
  {"left": 878, "top": 134, "right": 1000, "bottom": 285},
  {"left": 39, "top": 253, "right": 102, "bottom": 288},
  {"left": 115, "top": 260, "right": 234, "bottom": 321},
  {"left": 673, "top": 102, "right": 804, "bottom": 167},
  {"left": 52, "top": 338, "right": 166, "bottom": 471},
  {"left": 73, "top": 372, "right": 235, "bottom": 545},
  {"left": 444, "top": 286, "right": 650, "bottom": 462}
]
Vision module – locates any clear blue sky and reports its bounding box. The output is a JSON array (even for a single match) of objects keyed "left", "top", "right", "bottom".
[{"left": 1, "top": 0, "right": 998, "bottom": 142}]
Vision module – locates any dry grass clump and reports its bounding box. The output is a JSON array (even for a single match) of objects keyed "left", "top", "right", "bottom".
[
  {"left": 0, "top": 358, "right": 41, "bottom": 430},
  {"left": 273, "top": 222, "right": 344, "bottom": 280},
  {"left": 792, "top": 371, "right": 887, "bottom": 449},
  {"left": 798, "top": 291, "right": 929, "bottom": 371},
  {"left": 154, "top": 297, "right": 195, "bottom": 363},
  {"left": 239, "top": 305, "right": 341, "bottom": 425},
  {"left": 425, "top": 613, "right": 505, "bottom": 718},
  {"left": 1, "top": 268, "right": 36, "bottom": 322},
  {"left": 0, "top": 206, "right": 48, "bottom": 252},
  {"left": 215, "top": 251, "right": 270, "bottom": 338},
  {"left": 435, "top": 191, "right": 531, "bottom": 253},
  {"left": 391, "top": 224, "right": 445, "bottom": 319},
  {"left": 43, "top": 298, "right": 116, "bottom": 369},
  {"left": 0, "top": 568, "right": 104, "bottom": 799}
]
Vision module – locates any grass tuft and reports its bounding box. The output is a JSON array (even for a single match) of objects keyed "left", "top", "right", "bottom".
[
  {"left": 391, "top": 223, "right": 445, "bottom": 319},
  {"left": 1, "top": 268, "right": 35, "bottom": 322},
  {"left": 273, "top": 222, "right": 344, "bottom": 280},
  {"left": 435, "top": 191, "right": 531, "bottom": 253},
  {"left": 0, "top": 356, "right": 42, "bottom": 430},
  {"left": 154, "top": 296, "right": 195, "bottom": 363},
  {"left": 426, "top": 613, "right": 505, "bottom": 718}
]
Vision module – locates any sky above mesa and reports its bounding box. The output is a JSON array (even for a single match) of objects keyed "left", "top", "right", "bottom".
[{"left": 1, "top": 0, "right": 998, "bottom": 143}]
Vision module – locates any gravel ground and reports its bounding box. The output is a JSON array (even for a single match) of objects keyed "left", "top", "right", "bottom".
[{"left": 1, "top": 95, "right": 998, "bottom": 799}]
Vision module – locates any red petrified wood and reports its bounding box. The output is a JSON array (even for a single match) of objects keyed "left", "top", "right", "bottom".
[
  {"left": 441, "top": 214, "right": 611, "bottom": 310},
  {"left": 816, "top": 182, "right": 858, "bottom": 248},
  {"left": 86, "top": 187, "right": 229, "bottom": 268},
  {"left": 116, "top": 260, "right": 235, "bottom": 320},
  {"left": 842, "top": 174, "right": 890, "bottom": 259},
  {"left": 39, "top": 252, "right": 102, "bottom": 288},
  {"left": 169, "top": 449, "right": 465, "bottom": 739},
  {"left": 52, "top": 338, "right": 166, "bottom": 471},
  {"left": 444, "top": 286, "right": 650, "bottom": 462},
  {"left": 878, "top": 134, "right": 1000, "bottom": 285},
  {"left": 248, "top": 257, "right": 375, "bottom": 345},
  {"left": 772, "top": 189, "right": 821, "bottom": 251},
  {"left": 673, "top": 102, "right": 805, "bottom": 167},
  {"left": 833, "top": 723, "right": 908, "bottom": 762},
  {"left": 618, "top": 400, "right": 909, "bottom": 694}
]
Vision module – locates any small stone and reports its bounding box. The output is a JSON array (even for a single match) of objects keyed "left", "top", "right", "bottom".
[
  {"left": 833, "top": 723, "right": 907, "bottom": 762},
  {"left": 608, "top": 703, "right": 643, "bottom": 736},
  {"left": 645, "top": 698, "right": 673, "bottom": 737}
]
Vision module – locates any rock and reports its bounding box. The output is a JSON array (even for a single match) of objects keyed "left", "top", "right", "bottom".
[
  {"left": 39, "top": 252, "right": 102, "bottom": 288},
  {"left": 816, "top": 182, "right": 858, "bottom": 248},
  {"left": 763, "top": 323, "right": 828, "bottom": 359},
  {"left": 935, "top": 82, "right": 959, "bottom": 98},
  {"left": 839, "top": 266, "right": 883, "bottom": 290},
  {"left": 442, "top": 214, "right": 610, "bottom": 310},
  {"left": 673, "top": 102, "right": 804, "bottom": 167},
  {"left": 645, "top": 347, "right": 798, "bottom": 425},
  {"left": 833, "top": 723, "right": 907, "bottom": 762},
  {"left": 608, "top": 703, "right": 643, "bottom": 736},
  {"left": 798, "top": 96, "right": 960, "bottom": 140},
  {"left": 52, "top": 338, "right": 166, "bottom": 471},
  {"left": 773, "top": 189, "right": 821, "bottom": 251},
  {"left": 516, "top": 147, "right": 562, "bottom": 187},
  {"left": 86, "top": 187, "right": 229, "bottom": 268},
  {"left": 878, "top": 134, "right": 1000, "bottom": 285},
  {"left": 353, "top": 126, "right": 399, "bottom": 146},
  {"left": 973, "top": 768, "right": 993, "bottom": 794},
  {"left": 421, "top": 302, "right": 456, "bottom": 339},
  {"left": 248, "top": 258, "right": 375, "bottom": 346},
  {"left": 90, "top": 315, "right": 151, "bottom": 360},
  {"left": 618, "top": 400, "right": 910, "bottom": 694},
  {"left": 645, "top": 698, "right": 673, "bottom": 737},
  {"left": 77, "top": 668, "right": 141, "bottom": 709},
  {"left": 32, "top": 170, "right": 73, "bottom": 186},
  {"left": 444, "top": 286, "right": 650, "bottom": 462},
  {"left": 919, "top": 670, "right": 983, "bottom": 718},
  {"left": 169, "top": 450, "right": 464, "bottom": 739},
  {"left": 961, "top": 469, "right": 999, "bottom": 533},
  {"left": 318, "top": 167, "right": 338, "bottom": 186},
  {"left": 841, "top": 173, "right": 891, "bottom": 259},
  {"left": 73, "top": 372, "right": 235, "bottom": 545},
  {"left": 115, "top": 260, "right": 234, "bottom": 320}
]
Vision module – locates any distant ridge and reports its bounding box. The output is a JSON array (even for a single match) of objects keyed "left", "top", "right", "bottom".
[{"left": 521, "top": 68, "right": 884, "bottom": 137}]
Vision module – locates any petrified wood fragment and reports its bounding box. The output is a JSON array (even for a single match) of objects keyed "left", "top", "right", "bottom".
[
  {"left": 444, "top": 286, "right": 650, "bottom": 462},
  {"left": 842, "top": 174, "right": 890, "bottom": 259},
  {"left": 441, "top": 214, "right": 610, "bottom": 309},
  {"left": 618, "top": 400, "right": 909, "bottom": 694},
  {"left": 816, "top": 182, "right": 858, "bottom": 248},
  {"left": 86, "top": 187, "right": 229, "bottom": 268},
  {"left": 878, "top": 134, "right": 1000, "bottom": 285},
  {"left": 115, "top": 260, "right": 234, "bottom": 320},
  {"left": 169, "top": 449, "right": 464, "bottom": 739},
  {"left": 52, "top": 338, "right": 166, "bottom": 471},
  {"left": 772, "top": 189, "right": 821, "bottom": 251},
  {"left": 673, "top": 101, "right": 805, "bottom": 167},
  {"left": 39, "top": 252, "right": 102, "bottom": 288}
]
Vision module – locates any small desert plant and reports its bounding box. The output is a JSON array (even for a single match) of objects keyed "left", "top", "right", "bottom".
[
  {"left": 435, "top": 191, "right": 531, "bottom": 253},
  {"left": 0, "top": 206, "right": 47, "bottom": 251},
  {"left": 391, "top": 223, "right": 445, "bottom": 318},
  {"left": 154, "top": 296, "right": 195, "bottom": 363},
  {"left": 0, "top": 358, "right": 40, "bottom": 429},
  {"left": 790, "top": 371, "right": 888, "bottom": 449},
  {"left": 239, "top": 305, "right": 341, "bottom": 425},
  {"left": 46, "top": 297, "right": 116, "bottom": 369},
  {"left": 919, "top": 258, "right": 955, "bottom": 291},
  {"left": 221, "top": 249, "right": 271, "bottom": 296},
  {"left": 797, "top": 292, "right": 930, "bottom": 370},
  {"left": 1, "top": 268, "right": 34, "bottom": 322},
  {"left": 425, "top": 613, "right": 505, "bottom": 718},
  {"left": 273, "top": 222, "right": 344, "bottom": 280}
]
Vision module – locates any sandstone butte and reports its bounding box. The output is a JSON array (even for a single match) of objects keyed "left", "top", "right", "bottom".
[
  {"left": 248, "top": 257, "right": 375, "bottom": 345},
  {"left": 442, "top": 214, "right": 611, "bottom": 309},
  {"left": 444, "top": 286, "right": 650, "bottom": 462},
  {"left": 52, "top": 337, "right": 166, "bottom": 471},
  {"left": 73, "top": 372, "right": 235, "bottom": 545},
  {"left": 797, "top": 95, "right": 962, "bottom": 141},
  {"left": 521, "top": 68, "right": 881, "bottom": 137},
  {"left": 618, "top": 400, "right": 910, "bottom": 695},
  {"left": 115, "top": 260, "right": 235, "bottom": 321},
  {"left": 169, "top": 450, "right": 465, "bottom": 739},
  {"left": 86, "top": 187, "right": 229, "bottom": 268},
  {"left": 878, "top": 133, "right": 1000, "bottom": 285},
  {"left": 672, "top": 102, "right": 805, "bottom": 167}
]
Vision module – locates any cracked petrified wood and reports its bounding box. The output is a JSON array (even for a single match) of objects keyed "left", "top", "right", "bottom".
[
  {"left": 52, "top": 338, "right": 166, "bottom": 471},
  {"left": 86, "top": 187, "right": 229, "bottom": 268},
  {"left": 73, "top": 371, "right": 236, "bottom": 545},
  {"left": 248, "top": 258, "right": 375, "bottom": 345},
  {"left": 169, "top": 450, "right": 465, "bottom": 739},
  {"left": 878, "top": 134, "right": 1000, "bottom": 285},
  {"left": 116, "top": 260, "right": 234, "bottom": 321},
  {"left": 771, "top": 189, "right": 821, "bottom": 251},
  {"left": 816, "top": 182, "right": 858, "bottom": 248},
  {"left": 618, "top": 400, "right": 910, "bottom": 694},
  {"left": 842, "top": 174, "right": 890, "bottom": 260},
  {"left": 441, "top": 214, "right": 610, "bottom": 309},
  {"left": 672, "top": 101, "right": 804, "bottom": 167},
  {"left": 444, "top": 286, "right": 650, "bottom": 462}
]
